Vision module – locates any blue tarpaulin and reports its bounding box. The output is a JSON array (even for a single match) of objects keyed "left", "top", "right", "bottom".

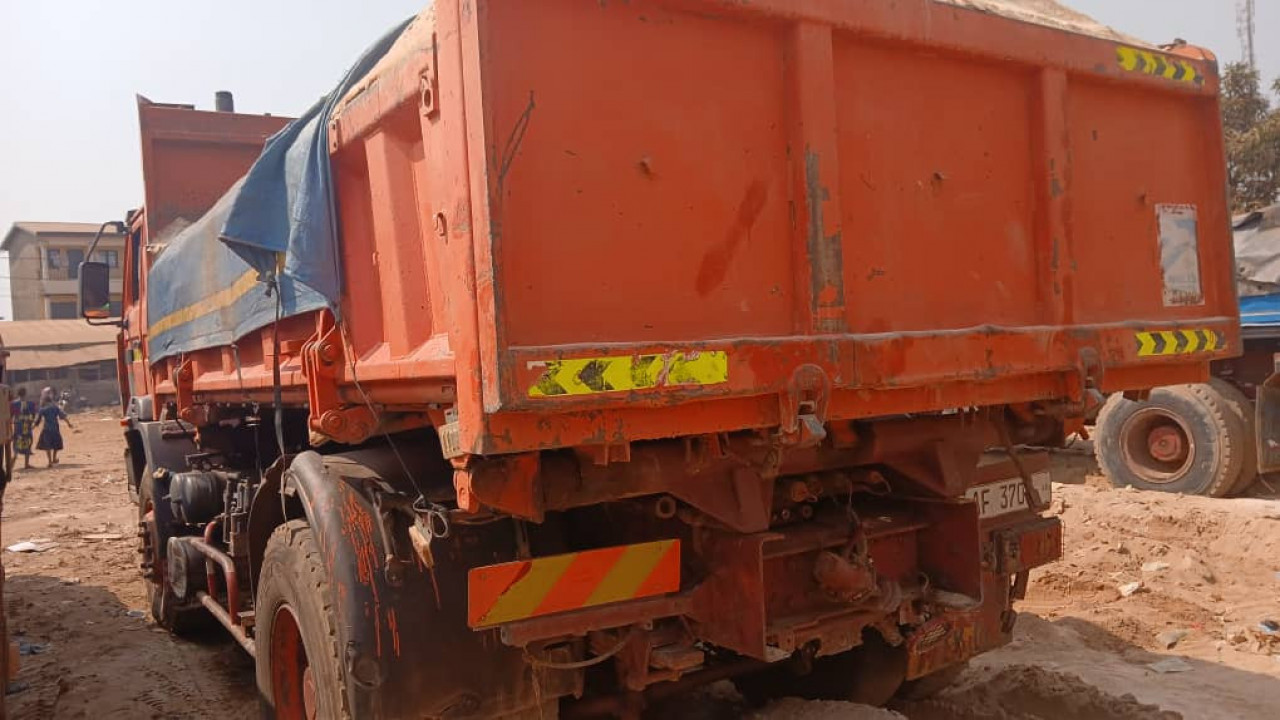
[
  {"left": 146, "top": 18, "right": 412, "bottom": 363},
  {"left": 1234, "top": 204, "right": 1280, "bottom": 334},
  {"left": 1241, "top": 294, "right": 1280, "bottom": 328}
]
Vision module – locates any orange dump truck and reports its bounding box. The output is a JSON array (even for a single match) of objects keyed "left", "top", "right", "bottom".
[{"left": 79, "top": 1, "right": 1234, "bottom": 717}]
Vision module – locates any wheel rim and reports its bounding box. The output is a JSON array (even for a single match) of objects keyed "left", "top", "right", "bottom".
[
  {"left": 271, "top": 604, "right": 317, "bottom": 720},
  {"left": 1119, "top": 407, "right": 1195, "bottom": 484}
]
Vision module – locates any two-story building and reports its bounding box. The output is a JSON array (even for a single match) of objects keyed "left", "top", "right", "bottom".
[{"left": 2, "top": 222, "right": 126, "bottom": 320}]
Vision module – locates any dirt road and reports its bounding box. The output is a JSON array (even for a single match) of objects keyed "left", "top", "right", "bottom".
[
  {"left": 3, "top": 417, "right": 1279, "bottom": 718},
  {"left": 2, "top": 412, "right": 256, "bottom": 719}
]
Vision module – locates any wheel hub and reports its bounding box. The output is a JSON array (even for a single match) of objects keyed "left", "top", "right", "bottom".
[
  {"left": 1147, "top": 425, "right": 1185, "bottom": 463},
  {"left": 1119, "top": 408, "right": 1195, "bottom": 484}
]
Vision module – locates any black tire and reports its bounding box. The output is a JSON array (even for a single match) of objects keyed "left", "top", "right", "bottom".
[
  {"left": 1206, "top": 379, "right": 1259, "bottom": 495},
  {"left": 256, "top": 520, "right": 351, "bottom": 720},
  {"left": 138, "top": 476, "right": 209, "bottom": 633},
  {"left": 124, "top": 440, "right": 143, "bottom": 504},
  {"left": 1095, "top": 381, "right": 1252, "bottom": 497},
  {"left": 897, "top": 661, "right": 968, "bottom": 700}
]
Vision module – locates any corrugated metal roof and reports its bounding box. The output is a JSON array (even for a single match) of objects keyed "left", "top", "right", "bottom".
[
  {"left": 11, "top": 222, "right": 106, "bottom": 235},
  {"left": 0, "top": 320, "right": 118, "bottom": 349},
  {"left": 6, "top": 344, "right": 116, "bottom": 371},
  {"left": 3, "top": 222, "right": 125, "bottom": 251}
]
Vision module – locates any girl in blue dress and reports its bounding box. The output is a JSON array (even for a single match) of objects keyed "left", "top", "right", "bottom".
[{"left": 33, "top": 396, "right": 72, "bottom": 467}]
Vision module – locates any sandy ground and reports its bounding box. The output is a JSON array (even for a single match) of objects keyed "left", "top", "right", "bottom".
[{"left": 3, "top": 418, "right": 1280, "bottom": 718}]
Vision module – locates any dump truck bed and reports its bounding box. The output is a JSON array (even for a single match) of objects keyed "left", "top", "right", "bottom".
[
  {"left": 154, "top": 0, "right": 1234, "bottom": 457},
  {"left": 424, "top": 0, "right": 1233, "bottom": 454}
]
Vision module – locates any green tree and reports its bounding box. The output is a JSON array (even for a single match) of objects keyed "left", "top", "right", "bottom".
[{"left": 1222, "top": 62, "right": 1280, "bottom": 212}]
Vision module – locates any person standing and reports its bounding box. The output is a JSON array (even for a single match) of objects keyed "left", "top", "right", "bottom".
[
  {"left": 33, "top": 394, "right": 71, "bottom": 467},
  {"left": 9, "top": 388, "right": 36, "bottom": 470}
]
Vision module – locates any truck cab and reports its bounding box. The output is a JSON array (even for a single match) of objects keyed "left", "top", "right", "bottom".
[{"left": 78, "top": 96, "right": 289, "bottom": 497}]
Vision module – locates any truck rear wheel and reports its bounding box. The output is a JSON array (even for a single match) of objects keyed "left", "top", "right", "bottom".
[
  {"left": 1095, "top": 380, "right": 1255, "bottom": 497},
  {"left": 256, "top": 520, "right": 351, "bottom": 720}
]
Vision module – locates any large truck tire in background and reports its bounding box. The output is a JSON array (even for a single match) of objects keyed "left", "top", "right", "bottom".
[
  {"left": 1095, "top": 379, "right": 1257, "bottom": 497},
  {"left": 1094, "top": 205, "right": 1280, "bottom": 498}
]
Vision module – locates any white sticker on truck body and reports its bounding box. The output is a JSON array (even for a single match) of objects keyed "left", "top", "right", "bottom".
[{"left": 1157, "top": 204, "right": 1203, "bottom": 307}]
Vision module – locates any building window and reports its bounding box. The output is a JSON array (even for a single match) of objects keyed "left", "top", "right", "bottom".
[
  {"left": 49, "top": 300, "right": 77, "bottom": 319},
  {"left": 92, "top": 249, "right": 120, "bottom": 268},
  {"left": 46, "top": 248, "right": 62, "bottom": 270},
  {"left": 68, "top": 249, "right": 85, "bottom": 280},
  {"left": 78, "top": 365, "right": 101, "bottom": 383}
]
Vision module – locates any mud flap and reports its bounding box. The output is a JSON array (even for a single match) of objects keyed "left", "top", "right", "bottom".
[
  {"left": 136, "top": 420, "right": 197, "bottom": 483},
  {"left": 280, "top": 451, "right": 577, "bottom": 719}
]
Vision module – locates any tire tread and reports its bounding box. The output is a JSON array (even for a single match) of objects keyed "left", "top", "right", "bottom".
[
  {"left": 258, "top": 520, "right": 352, "bottom": 720},
  {"left": 1168, "top": 383, "right": 1244, "bottom": 498}
]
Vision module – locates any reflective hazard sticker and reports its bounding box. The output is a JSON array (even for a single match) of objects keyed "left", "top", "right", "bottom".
[
  {"left": 1116, "top": 47, "right": 1203, "bottom": 86},
  {"left": 1135, "top": 329, "right": 1223, "bottom": 357},
  {"left": 1157, "top": 204, "right": 1203, "bottom": 307},
  {"left": 467, "top": 539, "right": 681, "bottom": 627},
  {"left": 527, "top": 351, "right": 728, "bottom": 398}
]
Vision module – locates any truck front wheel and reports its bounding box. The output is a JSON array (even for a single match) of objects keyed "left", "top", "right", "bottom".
[
  {"left": 256, "top": 520, "right": 351, "bottom": 720},
  {"left": 1095, "top": 380, "right": 1256, "bottom": 497},
  {"left": 138, "top": 475, "right": 208, "bottom": 633}
]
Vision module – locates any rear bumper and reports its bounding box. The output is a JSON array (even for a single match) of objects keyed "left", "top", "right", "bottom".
[{"left": 483, "top": 507, "right": 1062, "bottom": 675}]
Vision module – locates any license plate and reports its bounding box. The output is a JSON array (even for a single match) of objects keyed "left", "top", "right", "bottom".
[{"left": 965, "top": 471, "right": 1051, "bottom": 520}]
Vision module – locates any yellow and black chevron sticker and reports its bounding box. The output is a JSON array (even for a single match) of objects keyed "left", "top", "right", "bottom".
[
  {"left": 1135, "top": 329, "right": 1223, "bottom": 358},
  {"left": 528, "top": 351, "right": 728, "bottom": 398},
  {"left": 1116, "top": 46, "right": 1203, "bottom": 86}
]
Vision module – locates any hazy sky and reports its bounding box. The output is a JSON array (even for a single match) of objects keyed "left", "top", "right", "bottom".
[{"left": 0, "top": 1, "right": 1276, "bottom": 320}]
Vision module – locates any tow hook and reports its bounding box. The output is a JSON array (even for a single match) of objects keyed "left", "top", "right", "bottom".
[
  {"left": 814, "top": 550, "right": 878, "bottom": 603},
  {"left": 778, "top": 365, "right": 831, "bottom": 449}
]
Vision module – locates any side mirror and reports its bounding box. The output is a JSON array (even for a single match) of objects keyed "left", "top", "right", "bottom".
[{"left": 78, "top": 261, "right": 114, "bottom": 320}]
